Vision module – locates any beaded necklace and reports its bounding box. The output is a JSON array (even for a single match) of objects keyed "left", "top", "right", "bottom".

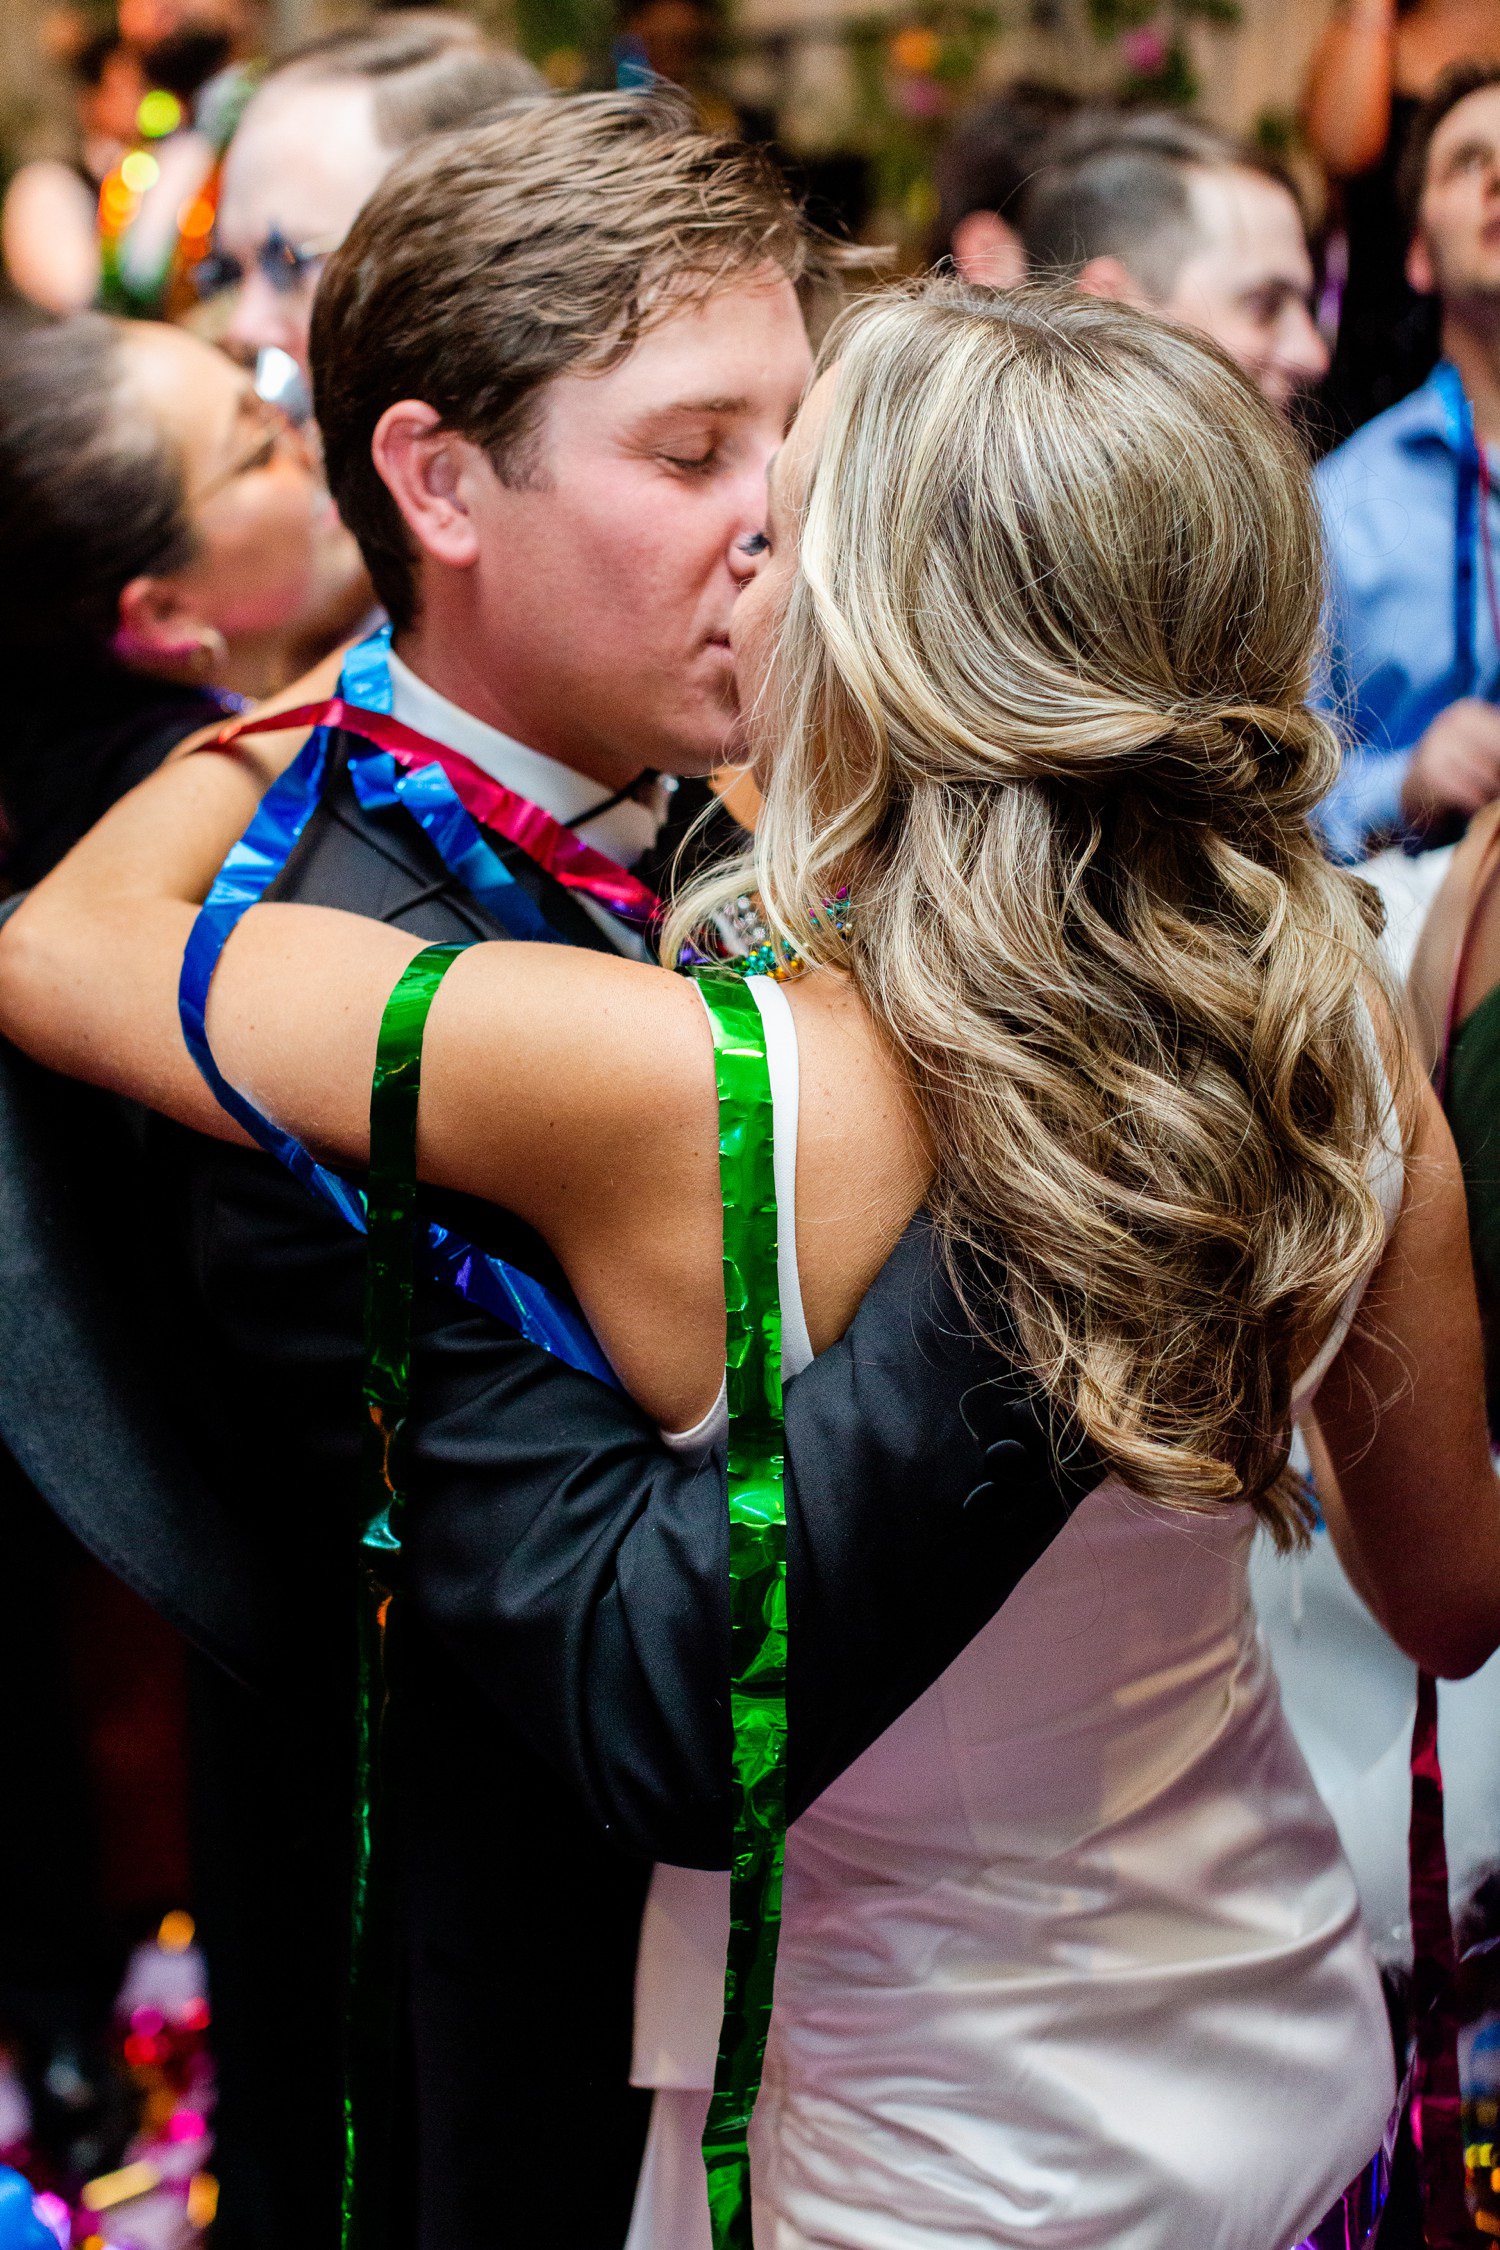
[{"left": 718, "top": 884, "right": 853, "bottom": 980}]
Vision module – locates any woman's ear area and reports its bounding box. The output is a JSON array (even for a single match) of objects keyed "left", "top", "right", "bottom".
[
  {"left": 113, "top": 573, "right": 226, "bottom": 679},
  {"left": 370, "top": 400, "right": 484, "bottom": 574}
]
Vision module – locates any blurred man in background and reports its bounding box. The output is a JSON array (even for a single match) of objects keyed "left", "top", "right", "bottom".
[
  {"left": 213, "top": 11, "right": 540, "bottom": 391},
  {"left": 1020, "top": 109, "right": 1329, "bottom": 415},
  {"left": 209, "top": 14, "right": 540, "bottom": 662},
  {"left": 1318, "top": 62, "right": 1500, "bottom": 862}
]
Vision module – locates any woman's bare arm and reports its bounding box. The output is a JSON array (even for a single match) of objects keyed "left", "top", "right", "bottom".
[
  {"left": 1302, "top": 0, "right": 1400, "bottom": 178},
  {"left": 1408, "top": 801, "right": 1500, "bottom": 1071},
  {"left": 0, "top": 719, "right": 711, "bottom": 1244},
  {"left": 1313, "top": 1073, "right": 1500, "bottom": 1677},
  {"left": 0, "top": 748, "right": 287, "bottom": 1141},
  {"left": 2, "top": 163, "right": 101, "bottom": 314},
  {"left": 0, "top": 712, "right": 723, "bottom": 1425}
]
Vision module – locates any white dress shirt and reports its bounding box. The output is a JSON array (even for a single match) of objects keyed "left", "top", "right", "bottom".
[{"left": 386, "top": 649, "right": 671, "bottom": 959}]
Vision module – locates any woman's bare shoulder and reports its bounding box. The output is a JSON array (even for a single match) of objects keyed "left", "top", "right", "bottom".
[
  {"left": 165, "top": 646, "right": 348, "bottom": 782},
  {"left": 1408, "top": 807, "right": 1500, "bottom": 1070}
]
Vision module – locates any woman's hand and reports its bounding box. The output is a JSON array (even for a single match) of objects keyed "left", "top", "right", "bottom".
[{"left": 1302, "top": 0, "right": 1400, "bottom": 179}]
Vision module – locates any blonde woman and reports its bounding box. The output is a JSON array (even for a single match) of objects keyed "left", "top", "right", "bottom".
[{"left": 3, "top": 281, "right": 1500, "bottom": 2249}]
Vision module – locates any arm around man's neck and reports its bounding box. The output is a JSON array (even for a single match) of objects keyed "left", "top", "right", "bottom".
[{"left": 0, "top": 646, "right": 351, "bottom": 1137}]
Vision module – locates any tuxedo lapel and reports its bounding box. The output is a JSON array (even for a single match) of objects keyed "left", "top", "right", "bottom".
[{"left": 285, "top": 733, "right": 623, "bottom": 954}]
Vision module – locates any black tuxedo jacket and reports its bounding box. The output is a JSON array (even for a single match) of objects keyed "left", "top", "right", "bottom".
[{"left": 0, "top": 739, "right": 1092, "bottom": 2247}]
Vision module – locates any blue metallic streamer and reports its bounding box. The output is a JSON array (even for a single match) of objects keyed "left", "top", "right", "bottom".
[
  {"left": 347, "top": 753, "right": 565, "bottom": 946},
  {"left": 176, "top": 649, "right": 616, "bottom": 1387},
  {"left": 339, "top": 623, "right": 396, "bottom": 712}
]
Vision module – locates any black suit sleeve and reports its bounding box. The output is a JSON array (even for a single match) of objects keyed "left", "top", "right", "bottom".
[
  {"left": 208, "top": 754, "right": 1094, "bottom": 1863},
  {"left": 405, "top": 1225, "right": 1090, "bottom": 1868}
]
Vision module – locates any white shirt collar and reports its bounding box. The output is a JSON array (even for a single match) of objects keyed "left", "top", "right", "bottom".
[{"left": 385, "top": 647, "right": 672, "bottom": 874}]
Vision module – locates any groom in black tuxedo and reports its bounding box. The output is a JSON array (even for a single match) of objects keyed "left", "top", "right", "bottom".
[
  {"left": 0, "top": 93, "right": 1093, "bottom": 2250},
  {"left": 170, "top": 95, "right": 824, "bottom": 2247}
]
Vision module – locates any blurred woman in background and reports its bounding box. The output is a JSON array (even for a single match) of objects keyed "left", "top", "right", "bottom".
[
  {"left": 0, "top": 308, "right": 358, "bottom": 890},
  {"left": 1, "top": 24, "right": 146, "bottom": 314}
]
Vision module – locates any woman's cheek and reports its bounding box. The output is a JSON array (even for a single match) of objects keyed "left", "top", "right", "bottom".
[
  {"left": 202, "top": 471, "right": 321, "bottom": 636},
  {"left": 731, "top": 580, "right": 774, "bottom": 708}
]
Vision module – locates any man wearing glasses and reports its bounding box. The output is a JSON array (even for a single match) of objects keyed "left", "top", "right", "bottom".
[
  {"left": 212, "top": 12, "right": 539, "bottom": 405},
  {"left": 201, "top": 15, "right": 539, "bottom": 661}
]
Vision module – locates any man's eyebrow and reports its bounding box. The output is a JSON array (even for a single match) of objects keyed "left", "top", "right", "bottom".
[
  {"left": 1439, "top": 134, "right": 1495, "bottom": 172},
  {"left": 633, "top": 395, "right": 754, "bottom": 420},
  {"left": 1241, "top": 274, "right": 1306, "bottom": 300}
]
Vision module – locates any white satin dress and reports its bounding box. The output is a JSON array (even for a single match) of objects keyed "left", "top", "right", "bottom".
[{"left": 626, "top": 977, "right": 1400, "bottom": 2250}]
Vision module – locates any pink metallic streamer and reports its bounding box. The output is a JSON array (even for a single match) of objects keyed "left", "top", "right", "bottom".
[
  {"left": 1408, "top": 1668, "right": 1471, "bottom": 2247},
  {"left": 212, "top": 698, "right": 663, "bottom": 928}
]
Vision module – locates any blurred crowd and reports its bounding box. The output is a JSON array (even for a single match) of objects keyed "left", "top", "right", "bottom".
[
  {"left": 7, "top": 0, "right": 1500, "bottom": 2244},
  {"left": 12, "top": 0, "right": 1500, "bottom": 880}
]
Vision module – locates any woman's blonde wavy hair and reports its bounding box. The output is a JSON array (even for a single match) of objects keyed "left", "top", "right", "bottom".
[{"left": 667, "top": 280, "right": 1401, "bottom": 1545}]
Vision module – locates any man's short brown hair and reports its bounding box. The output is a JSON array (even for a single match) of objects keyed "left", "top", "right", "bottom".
[
  {"left": 1399, "top": 59, "right": 1500, "bottom": 242},
  {"left": 311, "top": 90, "right": 819, "bottom": 628}
]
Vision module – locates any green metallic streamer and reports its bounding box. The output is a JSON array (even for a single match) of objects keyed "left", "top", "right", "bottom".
[
  {"left": 694, "top": 969, "right": 787, "bottom": 2250},
  {"left": 353, "top": 948, "right": 786, "bottom": 2247},
  {"left": 347, "top": 941, "right": 468, "bottom": 2250}
]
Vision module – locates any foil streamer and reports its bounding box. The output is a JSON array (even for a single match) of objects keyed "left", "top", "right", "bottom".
[
  {"left": 1407, "top": 1669, "right": 1470, "bottom": 2248},
  {"left": 341, "top": 944, "right": 468, "bottom": 2250},
  {"left": 212, "top": 627, "right": 662, "bottom": 931},
  {"left": 363, "top": 943, "right": 468, "bottom": 1559},
  {"left": 695, "top": 971, "right": 786, "bottom": 2250},
  {"left": 179, "top": 659, "right": 615, "bottom": 1385},
  {"left": 348, "top": 752, "right": 564, "bottom": 947}
]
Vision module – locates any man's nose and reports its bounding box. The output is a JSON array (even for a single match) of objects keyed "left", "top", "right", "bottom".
[
  {"left": 223, "top": 269, "right": 295, "bottom": 362},
  {"left": 1281, "top": 302, "right": 1330, "bottom": 385},
  {"left": 727, "top": 456, "right": 774, "bottom": 577}
]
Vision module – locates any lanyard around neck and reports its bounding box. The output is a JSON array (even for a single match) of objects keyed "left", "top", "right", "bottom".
[{"left": 1437, "top": 361, "right": 1500, "bottom": 697}]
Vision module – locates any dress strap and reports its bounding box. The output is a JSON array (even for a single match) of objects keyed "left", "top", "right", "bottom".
[
  {"left": 348, "top": 941, "right": 470, "bottom": 2250},
  {"left": 692, "top": 968, "right": 789, "bottom": 2250},
  {"left": 744, "top": 976, "right": 813, "bottom": 1380}
]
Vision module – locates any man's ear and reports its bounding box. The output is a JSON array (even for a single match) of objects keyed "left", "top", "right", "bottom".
[
  {"left": 1075, "top": 254, "right": 1149, "bottom": 309},
  {"left": 1407, "top": 227, "right": 1436, "bottom": 298},
  {"left": 370, "top": 401, "right": 484, "bottom": 573},
  {"left": 950, "top": 209, "right": 1026, "bottom": 289},
  {"left": 113, "top": 574, "right": 224, "bottom": 678}
]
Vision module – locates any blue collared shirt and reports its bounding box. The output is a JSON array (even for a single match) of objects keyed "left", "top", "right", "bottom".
[{"left": 1315, "top": 362, "right": 1500, "bottom": 861}]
